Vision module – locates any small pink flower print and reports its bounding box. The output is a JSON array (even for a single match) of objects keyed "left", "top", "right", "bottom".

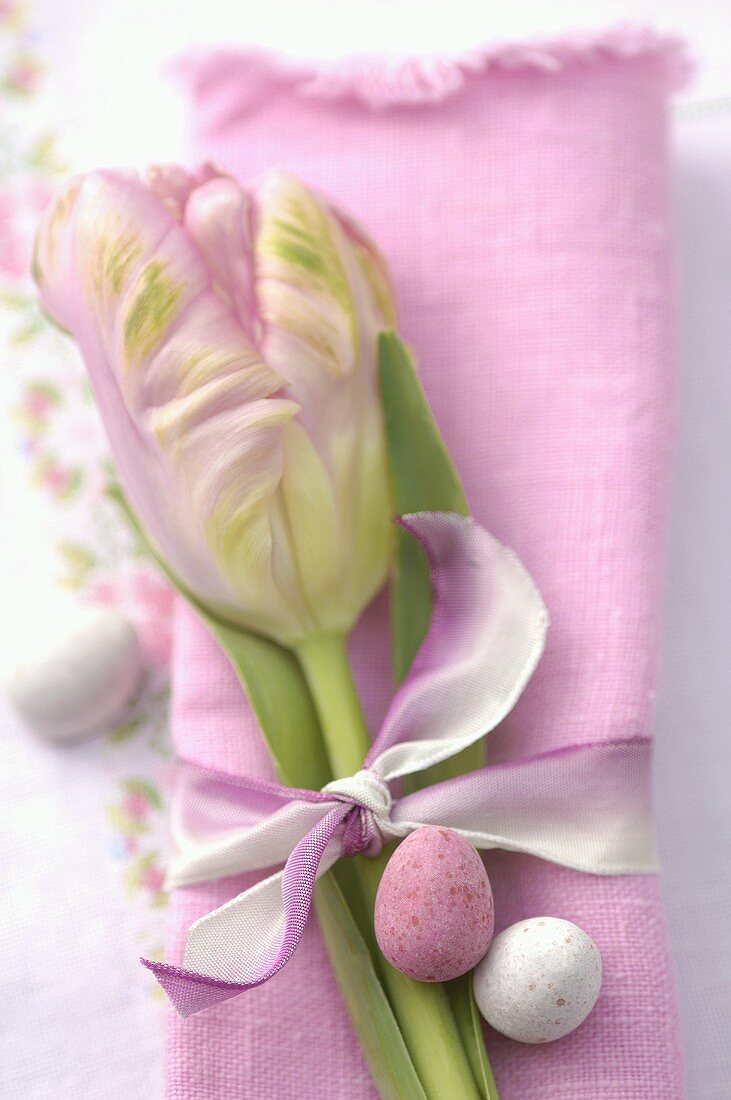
[
  {"left": 0, "top": 1, "right": 20, "bottom": 27},
  {"left": 17, "top": 382, "right": 59, "bottom": 431},
  {"left": 5, "top": 53, "right": 41, "bottom": 96},
  {"left": 139, "top": 866, "right": 165, "bottom": 893},
  {"left": 32, "top": 456, "right": 82, "bottom": 500},
  {"left": 122, "top": 790, "right": 148, "bottom": 821},
  {"left": 124, "top": 835, "right": 140, "bottom": 857},
  {"left": 25, "top": 389, "right": 52, "bottom": 417},
  {"left": 89, "top": 579, "right": 116, "bottom": 604},
  {"left": 43, "top": 464, "right": 67, "bottom": 490}
]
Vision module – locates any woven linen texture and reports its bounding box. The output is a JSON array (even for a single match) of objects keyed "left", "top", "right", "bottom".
[{"left": 165, "top": 40, "right": 684, "bottom": 1099}]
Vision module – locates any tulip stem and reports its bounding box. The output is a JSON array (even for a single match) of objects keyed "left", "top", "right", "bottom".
[
  {"left": 295, "top": 631, "right": 483, "bottom": 1100},
  {"left": 294, "top": 632, "right": 371, "bottom": 776}
]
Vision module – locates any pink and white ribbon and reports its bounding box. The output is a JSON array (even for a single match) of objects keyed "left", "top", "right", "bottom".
[{"left": 143, "top": 514, "right": 657, "bottom": 1017}]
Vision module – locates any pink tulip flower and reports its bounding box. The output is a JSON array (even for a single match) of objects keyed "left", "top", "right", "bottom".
[{"left": 34, "top": 165, "right": 396, "bottom": 645}]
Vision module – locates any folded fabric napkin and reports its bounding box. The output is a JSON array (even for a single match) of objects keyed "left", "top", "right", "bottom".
[{"left": 166, "top": 28, "right": 687, "bottom": 1098}]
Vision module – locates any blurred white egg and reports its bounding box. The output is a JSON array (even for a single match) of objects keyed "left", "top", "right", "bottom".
[
  {"left": 473, "top": 916, "right": 601, "bottom": 1043},
  {"left": 5, "top": 604, "right": 143, "bottom": 742}
]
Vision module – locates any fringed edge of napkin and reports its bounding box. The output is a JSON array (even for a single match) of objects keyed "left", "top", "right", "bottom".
[{"left": 174, "top": 25, "right": 691, "bottom": 115}]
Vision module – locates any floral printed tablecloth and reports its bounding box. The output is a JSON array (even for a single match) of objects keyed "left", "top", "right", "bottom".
[{"left": 0, "top": 6, "right": 171, "bottom": 1096}]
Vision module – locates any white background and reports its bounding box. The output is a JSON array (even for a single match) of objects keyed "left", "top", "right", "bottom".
[{"left": 2, "top": 2, "right": 730, "bottom": 1096}]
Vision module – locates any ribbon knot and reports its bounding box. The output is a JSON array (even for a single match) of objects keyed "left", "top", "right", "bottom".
[
  {"left": 143, "top": 513, "right": 658, "bottom": 1019},
  {"left": 322, "top": 769, "right": 395, "bottom": 857}
]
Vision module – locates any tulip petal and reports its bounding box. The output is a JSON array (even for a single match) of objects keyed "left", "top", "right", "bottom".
[
  {"left": 145, "top": 162, "right": 222, "bottom": 221},
  {"left": 343, "top": 401, "right": 395, "bottom": 621},
  {"left": 253, "top": 171, "right": 396, "bottom": 627},
  {"left": 183, "top": 175, "right": 257, "bottom": 338},
  {"left": 182, "top": 396, "right": 314, "bottom": 641},
  {"left": 35, "top": 169, "right": 306, "bottom": 635},
  {"left": 333, "top": 206, "right": 398, "bottom": 331},
  {"left": 141, "top": 296, "right": 277, "bottom": 426},
  {"left": 279, "top": 420, "right": 342, "bottom": 625},
  {"left": 254, "top": 170, "right": 358, "bottom": 382}
]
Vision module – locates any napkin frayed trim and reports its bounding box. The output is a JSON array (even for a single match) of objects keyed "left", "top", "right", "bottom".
[{"left": 175, "top": 25, "right": 691, "bottom": 115}]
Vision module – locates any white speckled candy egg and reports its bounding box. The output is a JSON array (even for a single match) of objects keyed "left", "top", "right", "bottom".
[
  {"left": 5, "top": 605, "right": 143, "bottom": 742},
  {"left": 473, "top": 917, "right": 601, "bottom": 1043}
]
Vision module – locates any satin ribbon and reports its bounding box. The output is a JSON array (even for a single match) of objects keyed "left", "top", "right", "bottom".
[{"left": 143, "top": 513, "right": 657, "bottom": 1018}]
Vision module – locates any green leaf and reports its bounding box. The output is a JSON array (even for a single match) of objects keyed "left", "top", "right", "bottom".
[
  {"left": 378, "top": 328, "right": 480, "bottom": 785},
  {"left": 107, "top": 479, "right": 427, "bottom": 1100},
  {"left": 107, "top": 481, "right": 331, "bottom": 791},
  {"left": 379, "top": 329, "right": 497, "bottom": 1098},
  {"left": 214, "top": 629, "right": 435, "bottom": 1100},
  {"left": 450, "top": 976, "right": 499, "bottom": 1100},
  {"left": 378, "top": 330, "right": 467, "bottom": 684},
  {"left": 210, "top": 621, "right": 330, "bottom": 791},
  {"left": 315, "top": 873, "right": 427, "bottom": 1100},
  {"left": 209, "top": 618, "right": 433, "bottom": 1099}
]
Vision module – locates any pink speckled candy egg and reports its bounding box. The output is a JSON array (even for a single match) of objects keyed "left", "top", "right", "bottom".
[{"left": 374, "top": 826, "right": 494, "bottom": 982}]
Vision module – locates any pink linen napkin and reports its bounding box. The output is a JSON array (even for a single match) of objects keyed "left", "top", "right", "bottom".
[{"left": 166, "top": 28, "right": 687, "bottom": 1098}]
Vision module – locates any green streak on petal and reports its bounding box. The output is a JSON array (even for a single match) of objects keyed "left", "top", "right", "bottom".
[
  {"left": 268, "top": 216, "right": 339, "bottom": 284},
  {"left": 207, "top": 488, "right": 264, "bottom": 575},
  {"left": 177, "top": 348, "right": 233, "bottom": 392},
  {"left": 94, "top": 232, "right": 143, "bottom": 298},
  {"left": 40, "top": 178, "right": 81, "bottom": 274},
  {"left": 280, "top": 420, "right": 342, "bottom": 624},
  {"left": 31, "top": 239, "right": 43, "bottom": 284},
  {"left": 124, "top": 260, "right": 182, "bottom": 367},
  {"left": 175, "top": 346, "right": 275, "bottom": 399},
  {"left": 257, "top": 177, "right": 357, "bottom": 373}
]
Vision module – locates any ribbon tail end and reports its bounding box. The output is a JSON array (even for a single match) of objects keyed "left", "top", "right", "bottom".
[{"left": 140, "top": 956, "right": 246, "bottom": 1018}]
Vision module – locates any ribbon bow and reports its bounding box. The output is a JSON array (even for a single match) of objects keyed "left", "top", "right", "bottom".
[{"left": 144, "top": 513, "right": 656, "bottom": 1017}]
